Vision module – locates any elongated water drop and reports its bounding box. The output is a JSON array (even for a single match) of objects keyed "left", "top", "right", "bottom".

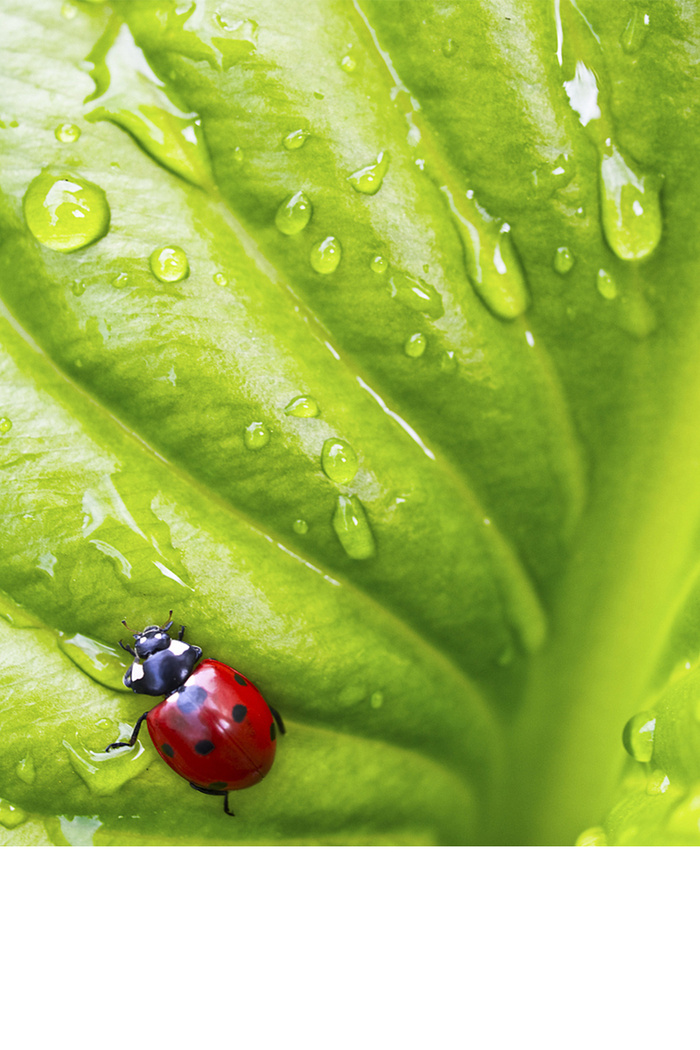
[
  {"left": 553, "top": 246, "right": 574, "bottom": 274},
  {"left": 622, "top": 710, "right": 656, "bottom": 763},
  {"left": 64, "top": 736, "right": 154, "bottom": 796},
  {"left": 150, "top": 245, "right": 189, "bottom": 283},
  {"left": 244, "top": 421, "right": 270, "bottom": 450},
  {"left": 275, "top": 191, "right": 312, "bottom": 235},
  {"left": 321, "top": 438, "right": 358, "bottom": 484},
  {"left": 0, "top": 417, "right": 12, "bottom": 435},
  {"left": 58, "top": 633, "right": 131, "bottom": 691},
  {"left": 621, "top": 9, "right": 649, "bottom": 54},
  {"left": 0, "top": 798, "right": 27, "bottom": 829},
  {"left": 348, "top": 152, "right": 388, "bottom": 195},
  {"left": 112, "top": 271, "right": 129, "bottom": 288},
  {"left": 332, "top": 495, "right": 376, "bottom": 560},
  {"left": 310, "top": 236, "right": 341, "bottom": 274},
  {"left": 404, "top": 332, "right": 426, "bottom": 358},
  {"left": 388, "top": 270, "right": 443, "bottom": 318},
  {"left": 283, "top": 128, "right": 308, "bottom": 151},
  {"left": 23, "top": 172, "right": 110, "bottom": 252},
  {"left": 599, "top": 146, "right": 662, "bottom": 261},
  {"left": 16, "top": 757, "right": 35, "bottom": 785},
  {"left": 55, "top": 123, "right": 81, "bottom": 143},
  {"left": 284, "top": 396, "right": 320, "bottom": 418},
  {"left": 596, "top": 268, "right": 617, "bottom": 299}
]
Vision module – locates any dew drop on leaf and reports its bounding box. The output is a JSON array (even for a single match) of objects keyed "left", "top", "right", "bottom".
[
  {"left": 0, "top": 417, "right": 12, "bottom": 435},
  {"left": 646, "top": 770, "right": 671, "bottom": 795},
  {"left": 284, "top": 395, "right": 320, "bottom": 417},
  {"left": 340, "top": 54, "right": 356, "bottom": 73},
  {"left": 599, "top": 146, "right": 662, "bottom": 261},
  {"left": 55, "top": 122, "right": 80, "bottom": 143},
  {"left": 596, "top": 268, "right": 618, "bottom": 299},
  {"left": 58, "top": 632, "right": 131, "bottom": 691},
  {"left": 370, "top": 254, "right": 388, "bottom": 274},
  {"left": 621, "top": 9, "right": 650, "bottom": 54},
  {"left": 389, "top": 270, "right": 443, "bottom": 318},
  {"left": 404, "top": 332, "right": 426, "bottom": 358},
  {"left": 575, "top": 826, "right": 607, "bottom": 846},
  {"left": 71, "top": 279, "right": 86, "bottom": 296},
  {"left": 63, "top": 735, "right": 154, "bottom": 796},
  {"left": 321, "top": 438, "right": 358, "bottom": 484},
  {"left": 310, "top": 236, "right": 341, "bottom": 274},
  {"left": 112, "top": 271, "right": 129, "bottom": 288},
  {"left": 441, "top": 38, "right": 459, "bottom": 58},
  {"left": 23, "top": 172, "right": 110, "bottom": 253},
  {"left": 553, "top": 246, "right": 574, "bottom": 274},
  {"left": 332, "top": 495, "right": 376, "bottom": 560},
  {"left": 149, "top": 245, "right": 189, "bottom": 283},
  {"left": 622, "top": 710, "right": 656, "bottom": 763},
  {"left": 283, "top": 128, "right": 308, "bottom": 151},
  {"left": 292, "top": 518, "right": 309, "bottom": 535},
  {"left": 244, "top": 421, "right": 270, "bottom": 450},
  {"left": 15, "top": 757, "right": 35, "bottom": 785},
  {"left": 348, "top": 152, "right": 388, "bottom": 195},
  {"left": 0, "top": 798, "right": 28, "bottom": 829},
  {"left": 213, "top": 271, "right": 228, "bottom": 286},
  {"left": 275, "top": 190, "right": 312, "bottom": 235}
]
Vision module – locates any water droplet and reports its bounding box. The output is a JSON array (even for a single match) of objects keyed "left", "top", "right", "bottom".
[
  {"left": 599, "top": 146, "right": 662, "bottom": 261},
  {"left": 321, "top": 438, "right": 358, "bottom": 484},
  {"left": 64, "top": 734, "right": 154, "bottom": 796},
  {"left": 622, "top": 710, "right": 656, "bottom": 763},
  {"left": 232, "top": 146, "right": 244, "bottom": 166},
  {"left": 388, "top": 270, "right": 444, "bottom": 318},
  {"left": 646, "top": 770, "right": 671, "bottom": 795},
  {"left": 275, "top": 191, "right": 312, "bottom": 236},
  {"left": 244, "top": 421, "right": 270, "bottom": 450},
  {"left": 23, "top": 172, "right": 110, "bottom": 253},
  {"left": 61, "top": 1, "right": 78, "bottom": 18},
  {"left": 313, "top": 91, "right": 325, "bottom": 101},
  {"left": 283, "top": 128, "right": 308, "bottom": 151},
  {"left": 404, "top": 332, "right": 426, "bottom": 358},
  {"left": 575, "top": 826, "right": 607, "bottom": 846},
  {"left": 621, "top": 9, "right": 649, "bottom": 54},
  {"left": 72, "top": 279, "right": 86, "bottom": 297},
  {"left": 370, "top": 254, "right": 388, "bottom": 274},
  {"left": 292, "top": 518, "right": 309, "bottom": 535},
  {"left": 284, "top": 395, "right": 320, "bottom": 418},
  {"left": 596, "top": 268, "right": 618, "bottom": 300},
  {"left": 332, "top": 495, "right": 376, "bottom": 560},
  {"left": 55, "top": 122, "right": 81, "bottom": 143},
  {"left": 348, "top": 151, "right": 389, "bottom": 195},
  {"left": 0, "top": 798, "right": 27, "bottom": 829},
  {"left": 340, "top": 54, "right": 356, "bottom": 73},
  {"left": 58, "top": 632, "right": 131, "bottom": 691},
  {"left": 310, "top": 236, "right": 341, "bottom": 275},
  {"left": 553, "top": 246, "right": 574, "bottom": 274},
  {"left": 441, "top": 38, "right": 459, "bottom": 57},
  {"left": 213, "top": 271, "right": 228, "bottom": 286},
  {"left": 16, "top": 757, "right": 35, "bottom": 785},
  {"left": 149, "top": 245, "right": 189, "bottom": 283},
  {"left": 440, "top": 350, "right": 457, "bottom": 373},
  {"left": 112, "top": 271, "right": 129, "bottom": 288},
  {"left": 369, "top": 690, "right": 384, "bottom": 709},
  {"left": 0, "top": 417, "right": 13, "bottom": 435},
  {"left": 440, "top": 186, "right": 529, "bottom": 319}
]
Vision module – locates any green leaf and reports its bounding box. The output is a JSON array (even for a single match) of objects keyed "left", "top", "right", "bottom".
[{"left": 0, "top": 0, "right": 699, "bottom": 845}]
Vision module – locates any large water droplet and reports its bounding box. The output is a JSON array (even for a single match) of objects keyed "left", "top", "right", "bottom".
[
  {"left": 58, "top": 632, "right": 131, "bottom": 691},
  {"left": 149, "top": 245, "right": 189, "bottom": 283},
  {"left": 596, "top": 268, "right": 618, "bottom": 300},
  {"left": 275, "top": 191, "right": 312, "bottom": 235},
  {"left": 599, "top": 147, "right": 662, "bottom": 261},
  {"left": 332, "top": 495, "right": 376, "bottom": 560},
  {"left": 321, "top": 438, "right": 358, "bottom": 484},
  {"left": 622, "top": 710, "right": 656, "bottom": 763},
  {"left": 283, "top": 128, "right": 308, "bottom": 151},
  {"left": 64, "top": 734, "right": 154, "bottom": 796},
  {"left": 348, "top": 151, "right": 388, "bottom": 195},
  {"left": 15, "top": 757, "right": 35, "bottom": 785},
  {"left": 621, "top": 9, "right": 649, "bottom": 54},
  {"left": 55, "top": 122, "right": 81, "bottom": 143},
  {"left": 23, "top": 172, "right": 110, "bottom": 253},
  {"left": 310, "top": 236, "right": 341, "bottom": 274},
  {"left": 553, "top": 246, "right": 574, "bottom": 274},
  {"left": 284, "top": 395, "right": 320, "bottom": 418},
  {"left": 244, "top": 421, "right": 270, "bottom": 450},
  {"left": 388, "top": 270, "right": 444, "bottom": 318},
  {"left": 0, "top": 798, "right": 28, "bottom": 829},
  {"left": 404, "top": 332, "right": 426, "bottom": 358},
  {"left": 0, "top": 417, "right": 12, "bottom": 435}
]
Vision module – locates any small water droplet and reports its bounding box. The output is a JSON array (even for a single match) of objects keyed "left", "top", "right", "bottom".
[
  {"left": 348, "top": 151, "right": 389, "bottom": 195},
  {"left": 55, "top": 122, "right": 81, "bottom": 143},
  {"left": 284, "top": 395, "right": 320, "bottom": 418},
  {"left": 0, "top": 417, "right": 13, "bottom": 435},
  {"left": 332, "top": 495, "right": 376, "bottom": 560},
  {"left": 321, "top": 438, "right": 358, "bottom": 484},
  {"left": 232, "top": 146, "right": 244, "bottom": 166},
  {"left": 58, "top": 632, "right": 131, "bottom": 691},
  {"left": 310, "top": 236, "right": 341, "bottom": 274},
  {"left": 389, "top": 270, "right": 443, "bottom": 318},
  {"left": 441, "top": 38, "right": 459, "bottom": 57},
  {"left": 23, "top": 172, "right": 110, "bottom": 253},
  {"left": 61, "top": 1, "right": 78, "bottom": 19},
  {"left": 621, "top": 9, "right": 649, "bottom": 54},
  {"left": 622, "top": 710, "right": 656, "bottom": 763},
  {"left": 112, "top": 271, "right": 129, "bottom": 288},
  {"left": 149, "top": 245, "right": 189, "bottom": 283},
  {"left": 404, "top": 332, "right": 426, "bottom": 358},
  {"left": 313, "top": 91, "right": 325, "bottom": 101},
  {"left": 553, "top": 246, "right": 574, "bottom": 274},
  {"left": 275, "top": 191, "right": 312, "bottom": 236},
  {"left": 213, "top": 271, "right": 228, "bottom": 286},
  {"left": 599, "top": 146, "right": 662, "bottom": 261},
  {"left": 283, "top": 128, "right": 308, "bottom": 151},
  {"left": 370, "top": 254, "right": 388, "bottom": 274},
  {"left": 440, "top": 350, "right": 457, "bottom": 373},
  {"left": 575, "top": 826, "right": 607, "bottom": 846},
  {"left": 64, "top": 734, "right": 154, "bottom": 796},
  {"left": 0, "top": 798, "right": 28, "bottom": 829},
  {"left": 596, "top": 268, "right": 618, "bottom": 299},
  {"left": 369, "top": 690, "right": 384, "bottom": 709},
  {"left": 292, "top": 518, "right": 309, "bottom": 535},
  {"left": 71, "top": 279, "right": 86, "bottom": 296},
  {"left": 646, "top": 770, "right": 671, "bottom": 795},
  {"left": 340, "top": 54, "right": 356, "bottom": 73},
  {"left": 16, "top": 757, "right": 35, "bottom": 785},
  {"left": 244, "top": 421, "right": 270, "bottom": 450}
]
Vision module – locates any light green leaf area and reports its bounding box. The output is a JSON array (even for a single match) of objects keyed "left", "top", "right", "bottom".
[{"left": 0, "top": 0, "right": 698, "bottom": 844}]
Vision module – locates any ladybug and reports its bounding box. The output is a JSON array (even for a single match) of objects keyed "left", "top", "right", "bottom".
[{"left": 106, "top": 614, "right": 285, "bottom": 815}]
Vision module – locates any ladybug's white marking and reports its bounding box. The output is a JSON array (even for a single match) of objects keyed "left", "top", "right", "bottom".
[
  {"left": 130, "top": 662, "right": 144, "bottom": 681},
  {"left": 168, "top": 639, "right": 190, "bottom": 656}
]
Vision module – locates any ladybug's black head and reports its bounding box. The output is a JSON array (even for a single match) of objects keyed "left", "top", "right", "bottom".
[{"left": 133, "top": 624, "right": 173, "bottom": 659}]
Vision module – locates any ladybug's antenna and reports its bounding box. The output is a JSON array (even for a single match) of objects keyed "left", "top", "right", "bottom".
[
  {"left": 163, "top": 610, "right": 174, "bottom": 632},
  {"left": 121, "top": 618, "right": 130, "bottom": 629}
]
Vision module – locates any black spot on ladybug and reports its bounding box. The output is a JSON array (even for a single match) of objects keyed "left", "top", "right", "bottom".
[
  {"left": 209, "top": 781, "right": 227, "bottom": 790},
  {"left": 161, "top": 743, "right": 175, "bottom": 758},
  {"left": 232, "top": 704, "right": 247, "bottom": 723},
  {"left": 234, "top": 673, "right": 247, "bottom": 686},
  {"left": 270, "top": 722, "right": 277, "bottom": 741},
  {"left": 176, "top": 684, "right": 207, "bottom": 714},
  {"left": 194, "top": 739, "right": 215, "bottom": 755}
]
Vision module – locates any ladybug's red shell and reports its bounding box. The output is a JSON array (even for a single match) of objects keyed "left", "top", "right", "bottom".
[{"left": 146, "top": 659, "right": 277, "bottom": 792}]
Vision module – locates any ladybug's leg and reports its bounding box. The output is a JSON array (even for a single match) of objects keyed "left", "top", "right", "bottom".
[
  {"left": 188, "top": 782, "right": 235, "bottom": 817},
  {"left": 105, "top": 711, "right": 150, "bottom": 752},
  {"left": 119, "top": 639, "right": 136, "bottom": 657},
  {"left": 268, "top": 705, "right": 286, "bottom": 735},
  {"left": 223, "top": 793, "right": 235, "bottom": 817},
  {"left": 177, "top": 624, "right": 186, "bottom": 640}
]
